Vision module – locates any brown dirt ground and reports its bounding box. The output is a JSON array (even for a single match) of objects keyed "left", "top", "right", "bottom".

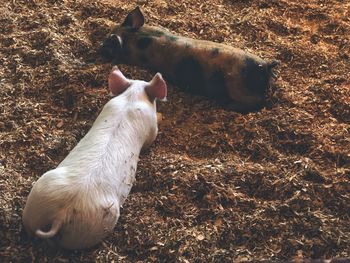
[{"left": 0, "top": 0, "right": 349, "bottom": 262}]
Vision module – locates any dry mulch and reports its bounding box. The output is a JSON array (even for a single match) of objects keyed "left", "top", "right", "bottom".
[{"left": 0, "top": 0, "right": 349, "bottom": 262}]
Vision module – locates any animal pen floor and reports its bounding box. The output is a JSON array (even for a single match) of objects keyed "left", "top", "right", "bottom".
[{"left": 0, "top": 0, "right": 349, "bottom": 262}]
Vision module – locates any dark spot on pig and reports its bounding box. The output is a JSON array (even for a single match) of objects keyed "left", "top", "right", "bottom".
[
  {"left": 139, "top": 54, "right": 149, "bottom": 64},
  {"left": 207, "top": 70, "right": 229, "bottom": 102},
  {"left": 175, "top": 56, "right": 205, "bottom": 94},
  {"left": 152, "top": 30, "right": 164, "bottom": 37},
  {"left": 242, "top": 57, "right": 269, "bottom": 96},
  {"left": 123, "top": 47, "right": 131, "bottom": 59},
  {"left": 211, "top": 48, "right": 219, "bottom": 57},
  {"left": 166, "top": 35, "right": 178, "bottom": 42},
  {"left": 185, "top": 43, "right": 191, "bottom": 49},
  {"left": 137, "top": 37, "right": 153, "bottom": 49}
]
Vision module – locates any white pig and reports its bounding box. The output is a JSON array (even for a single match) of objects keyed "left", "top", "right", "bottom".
[{"left": 22, "top": 66, "right": 167, "bottom": 250}]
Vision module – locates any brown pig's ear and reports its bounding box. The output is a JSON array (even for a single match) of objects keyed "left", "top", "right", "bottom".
[
  {"left": 121, "top": 6, "right": 145, "bottom": 29},
  {"left": 146, "top": 73, "right": 167, "bottom": 101},
  {"left": 108, "top": 66, "right": 130, "bottom": 96}
]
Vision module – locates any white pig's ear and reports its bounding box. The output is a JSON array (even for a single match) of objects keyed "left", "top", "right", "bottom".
[
  {"left": 108, "top": 66, "right": 130, "bottom": 96},
  {"left": 146, "top": 73, "right": 167, "bottom": 101}
]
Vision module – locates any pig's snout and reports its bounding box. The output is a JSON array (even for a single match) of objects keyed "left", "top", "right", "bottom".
[{"left": 242, "top": 57, "right": 279, "bottom": 99}]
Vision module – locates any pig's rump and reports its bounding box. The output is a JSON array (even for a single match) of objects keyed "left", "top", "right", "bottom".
[{"left": 22, "top": 167, "right": 120, "bottom": 250}]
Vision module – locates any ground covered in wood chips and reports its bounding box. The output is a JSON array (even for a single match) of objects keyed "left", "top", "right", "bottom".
[{"left": 0, "top": 0, "right": 349, "bottom": 262}]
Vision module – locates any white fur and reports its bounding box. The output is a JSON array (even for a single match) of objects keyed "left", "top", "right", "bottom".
[{"left": 22, "top": 80, "right": 158, "bottom": 250}]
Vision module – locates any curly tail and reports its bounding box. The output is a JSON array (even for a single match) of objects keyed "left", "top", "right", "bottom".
[{"left": 35, "top": 219, "right": 62, "bottom": 239}]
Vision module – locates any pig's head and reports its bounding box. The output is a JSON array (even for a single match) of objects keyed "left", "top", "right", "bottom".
[
  {"left": 108, "top": 66, "right": 167, "bottom": 149},
  {"left": 243, "top": 58, "right": 279, "bottom": 97},
  {"left": 99, "top": 7, "right": 145, "bottom": 63}
]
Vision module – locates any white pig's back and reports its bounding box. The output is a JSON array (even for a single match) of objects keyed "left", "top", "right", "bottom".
[{"left": 56, "top": 96, "right": 147, "bottom": 205}]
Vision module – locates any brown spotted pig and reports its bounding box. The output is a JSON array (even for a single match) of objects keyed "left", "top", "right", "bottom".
[{"left": 99, "top": 7, "right": 278, "bottom": 112}]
